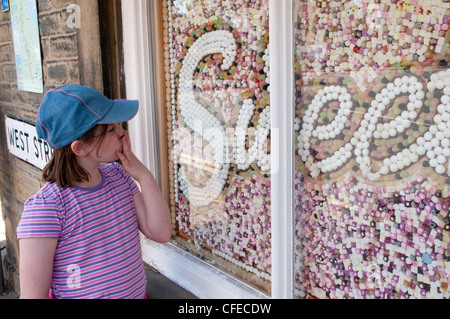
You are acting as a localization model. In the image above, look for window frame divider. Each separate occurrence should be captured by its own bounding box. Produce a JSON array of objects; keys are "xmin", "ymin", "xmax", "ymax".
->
[{"xmin": 269, "ymin": 0, "xmax": 295, "ymax": 299}]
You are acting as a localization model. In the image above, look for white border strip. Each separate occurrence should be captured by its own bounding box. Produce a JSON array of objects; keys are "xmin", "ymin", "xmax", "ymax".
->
[{"xmin": 269, "ymin": 0, "xmax": 295, "ymax": 299}]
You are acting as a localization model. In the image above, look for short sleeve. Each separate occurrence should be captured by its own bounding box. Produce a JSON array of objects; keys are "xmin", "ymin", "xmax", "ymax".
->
[
  {"xmin": 17, "ymin": 193, "xmax": 63, "ymax": 240},
  {"xmin": 113, "ymin": 162, "xmax": 139, "ymax": 196}
]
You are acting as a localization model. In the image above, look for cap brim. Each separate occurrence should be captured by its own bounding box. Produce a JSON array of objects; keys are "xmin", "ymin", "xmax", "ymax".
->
[{"xmin": 98, "ymin": 99, "xmax": 139, "ymax": 124}]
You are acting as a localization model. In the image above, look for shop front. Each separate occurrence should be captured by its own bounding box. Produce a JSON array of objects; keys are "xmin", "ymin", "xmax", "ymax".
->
[{"xmin": 121, "ymin": 0, "xmax": 449, "ymax": 298}]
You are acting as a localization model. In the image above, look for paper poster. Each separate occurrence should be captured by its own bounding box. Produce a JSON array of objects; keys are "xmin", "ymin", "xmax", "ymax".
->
[{"xmin": 10, "ymin": 0, "xmax": 43, "ymax": 93}]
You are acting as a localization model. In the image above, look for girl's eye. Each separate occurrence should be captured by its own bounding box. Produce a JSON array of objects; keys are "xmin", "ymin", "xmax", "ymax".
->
[{"xmin": 108, "ymin": 125, "xmax": 115, "ymax": 132}]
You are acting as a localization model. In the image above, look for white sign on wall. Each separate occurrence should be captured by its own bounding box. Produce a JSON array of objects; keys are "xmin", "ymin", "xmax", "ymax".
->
[{"xmin": 5, "ymin": 116, "xmax": 53, "ymax": 170}]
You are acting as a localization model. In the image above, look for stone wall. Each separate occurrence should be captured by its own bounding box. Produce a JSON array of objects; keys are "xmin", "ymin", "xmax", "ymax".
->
[{"xmin": 0, "ymin": 0, "xmax": 103, "ymax": 294}]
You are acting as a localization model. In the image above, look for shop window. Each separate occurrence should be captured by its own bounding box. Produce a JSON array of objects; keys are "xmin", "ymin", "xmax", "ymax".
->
[
  {"xmin": 161, "ymin": 0, "xmax": 271, "ymax": 294},
  {"xmin": 294, "ymin": 0, "xmax": 450, "ymax": 299}
]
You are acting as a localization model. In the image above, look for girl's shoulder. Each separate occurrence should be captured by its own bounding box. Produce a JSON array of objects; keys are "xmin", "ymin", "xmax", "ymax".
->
[
  {"xmin": 99, "ymin": 161, "xmax": 124, "ymax": 176},
  {"xmin": 99, "ymin": 162, "xmax": 138, "ymax": 194},
  {"xmin": 99, "ymin": 161, "xmax": 131, "ymax": 179},
  {"xmin": 25, "ymin": 181, "xmax": 66, "ymax": 208}
]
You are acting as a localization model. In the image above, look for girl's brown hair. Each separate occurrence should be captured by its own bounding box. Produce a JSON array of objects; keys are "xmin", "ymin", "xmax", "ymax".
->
[{"xmin": 42, "ymin": 124, "xmax": 109, "ymax": 188}]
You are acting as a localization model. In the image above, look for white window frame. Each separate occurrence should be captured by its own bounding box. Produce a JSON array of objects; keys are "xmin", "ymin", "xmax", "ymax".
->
[
  {"xmin": 269, "ymin": 0, "xmax": 294, "ymax": 299},
  {"xmin": 121, "ymin": 0, "xmax": 294, "ymax": 299}
]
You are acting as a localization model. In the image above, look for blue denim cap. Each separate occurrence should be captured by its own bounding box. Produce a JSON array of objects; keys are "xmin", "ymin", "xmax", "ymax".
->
[{"xmin": 36, "ymin": 84, "xmax": 139, "ymax": 149}]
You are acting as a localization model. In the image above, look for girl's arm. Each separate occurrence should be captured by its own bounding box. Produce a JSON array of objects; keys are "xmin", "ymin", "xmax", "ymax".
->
[
  {"xmin": 116, "ymin": 131, "xmax": 172, "ymax": 243},
  {"xmin": 19, "ymin": 238, "xmax": 58, "ymax": 299}
]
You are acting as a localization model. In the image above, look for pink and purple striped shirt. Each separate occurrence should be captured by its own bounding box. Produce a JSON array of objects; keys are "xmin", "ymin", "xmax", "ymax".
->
[{"xmin": 17, "ymin": 162, "xmax": 147, "ymax": 299}]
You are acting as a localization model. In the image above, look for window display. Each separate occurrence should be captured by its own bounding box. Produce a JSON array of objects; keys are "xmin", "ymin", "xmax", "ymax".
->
[
  {"xmin": 162, "ymin": 0, "xmax": 271, "ymax": 293},
  {"xmin": 294, "ymin": 0, "xmax": 449, "ymax": 298}
]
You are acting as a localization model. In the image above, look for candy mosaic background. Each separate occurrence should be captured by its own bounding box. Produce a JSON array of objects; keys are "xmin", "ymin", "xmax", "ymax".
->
[
  {"xmin": 162, "ymin": 0, "xmax": 271, "ymax": 292},
  {"xmin": 294, "ymin": 0, "xmax": 450, "ymax": 298}
]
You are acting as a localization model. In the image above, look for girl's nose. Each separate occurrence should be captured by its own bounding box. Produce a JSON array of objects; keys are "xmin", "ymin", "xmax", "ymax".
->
[{"xmin": 115, "ymin": 123, "xmax": 125, "ymax": 137}]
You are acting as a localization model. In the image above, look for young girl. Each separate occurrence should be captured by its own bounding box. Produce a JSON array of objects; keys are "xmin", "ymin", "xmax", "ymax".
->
[{"xmin": 16, "ymin": 84, "xmax": 172, "ymax": 299}]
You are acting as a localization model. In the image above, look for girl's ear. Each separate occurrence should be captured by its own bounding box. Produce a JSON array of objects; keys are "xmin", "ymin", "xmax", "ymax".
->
[{"xmin": 71, "ymin": 140, "xmax": 89, "ymax": 157}]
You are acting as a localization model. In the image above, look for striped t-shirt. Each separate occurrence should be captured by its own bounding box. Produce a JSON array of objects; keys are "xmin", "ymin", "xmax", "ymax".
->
[{"xmin": 17, "ymin": 162, "xmax": 147, "ymax": 299}]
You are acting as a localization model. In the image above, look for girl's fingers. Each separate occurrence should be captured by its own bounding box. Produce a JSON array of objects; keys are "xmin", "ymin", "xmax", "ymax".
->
[
  {"xmin": 121, "ymin": 131, "xmax": 131, "ymax": 154},
  {"xmin": 118, "ymin": 130, "xmax": 136, "ymax": 166}
]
